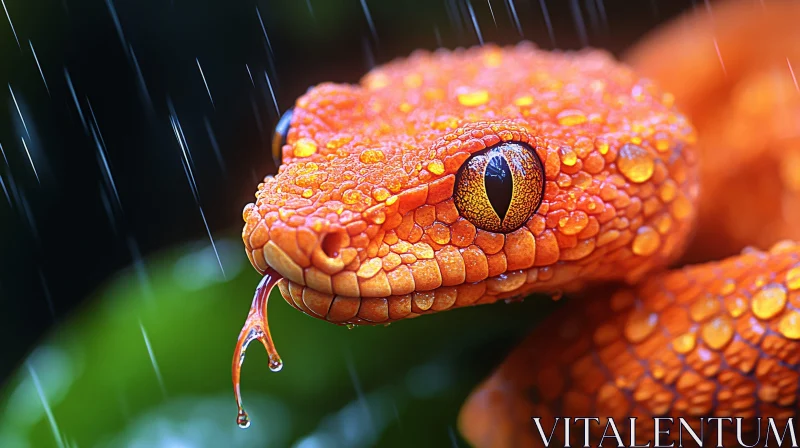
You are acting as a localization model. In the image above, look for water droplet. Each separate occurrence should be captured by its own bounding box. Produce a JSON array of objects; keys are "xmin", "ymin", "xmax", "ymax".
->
[
  {"xmin": 673, "ymin": 332, "xmax": 696, "ymax": 354},
  {"xmin": 342, "ymin": 189, "xmax": 365, "ymax": 205},
  {"xmin": 514, "ymin": 96, "xmax": 533, "ymax": 107},
  {"xmin": 617, "ymin": 143, "xmax": 654, "ymax": 183},
  {"xmin": 559, "ymin": 146, "xmax": 578, "ymax": 166},
  {"xmin": 720, "ymin": 280, "xmax": 736, "ymax": 296},
  {"xmin": 670, "ymin": 194, "xmax": 692, "ymax": 220},
  {"xmin": 428, "ymin": 159, "xmax": 445, "ymax": 175},
  {"xmin": 359, "ymin": 149, "xmax": 385, "ymax": 164},
  {"xmin": 752, "ymin": 283, "xmax": 787, "ymax": 320},
  {"xmin": 269, "ymin": 357, "xmax": 283, "ymax": 372},
  {"xmin": 658, "ymin": 180, "xmax": 677, "ymax": 203},
  {"xmin": 556, "ymin": 109, "xmax": 587, "ymax": 126},
  {"xmin": 457, "ymin": 88, "xmax": 489, "ymax": 106},
  {"xmin": 624, "ymin": 309, "xmax": 658, "ymax": 343},
  {"xmin": 652, "ymin": 362, "xmax": 666, "ymax": 379},
  {"xmin": 689, "ymin": 293, "xmax": 721, "ymax": 322},
  {"xmin": 654, "ymin": 133, "xmax": 671, "ymax": 153},
  {"xmin": 346, "ymin": 323, "xmax": 356, "ymax": 330},
  {"xmin": 595, "ymin": 137, "xmax": 610, "ymax": 155},
  {"xmin": 237, "ymin": 410, "xmax": 251, "ymax": 429},
  {"xmin": 726, "ymin": 295, "xmax": 748, "ymax": 318},
  {"xmin": 778, "ymin": 311, "xmax": 800, "ymax": 340},
  {"xmin": 371, "ymin": 187, "xmax": 390, "ymax": 202},
  {"xmin": 557, "ymin": 211, "xmax": 589, "ymax": 235},
  {"xmin": 293, "ymin": 138, "xmax": 318, "ymax": 157},
  {"xmin": 701, "ymin": 316, "xmax": 734, "ymax": 350},
  {"xmin": 232, "ymin": 270, "xmax": 284, "ymax": 429},
  {"xmin": 615, "ymin": 376, "xmax": 634, "ymax": 390},
  {"xmin": 632, "ymin": 226, "xmax": 661, "ymax": 256},
  {"xmin": 786, "ymin": 265, "xmax": 800, "ymax": 291}
]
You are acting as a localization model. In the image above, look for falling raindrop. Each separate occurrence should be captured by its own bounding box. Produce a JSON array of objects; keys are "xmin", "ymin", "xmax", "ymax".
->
[
  {"xmin": 129, "ymin": 46, "xmax": 154, "ymax": 112},
  {"xmin": 87, "ymin": 99, "xmax": 122, "ymax": 210},
  {"xmin": 196, "ymin": 58, "xmax": 215, "ymax": 108},
  {"xmin": 1, "ymin": 0, "xmax": 20, "ymax": 48},
  {"xmin": 105, "ymin": 0, "xmax": 131, "ymax": 59},
  {"xmin": 539, "ymin": 0, "xmax": 556, "ymax": 47},
  {"xmin": 169, "ymin": 101, "xmax": 226, "ymax": 278},
  {"xmin": 486, "ymin": 0, "xmax": 497, "ymax": 27},
  {"xmin": 140, "ymin": 321, "xmax": 167, "ymax": 397},
  {"xmin": 0, "ymin": 173, "xmax": 10, "ymax": 206},
  {"xmin": 38, "ymin": 269, "xmax": 55, "ymax": 319},
  {"xmin": 506, "ymin": 0, "xmax": 523, "ymax": 36},
  {"xmin": 20, "ymin": 138, "xmax": 39, "ymax": 183},
  {"xmin": 306, "ymin": 0, "xmax": 315, "ymax": 19},
  {"xmin": 8, "ymin": 84, "xmax": 31, "ymax": 139},
  {"xmin": 568, "ymin": 0, "xmax": 588, "ymax": 47},
  {"xmin": 360, "ymin": 0, "xmax": 379, "ymax": 44},
  {"xmin": 713, "ymin": 38, "xmax": 727, "ymax": 76},
  {"xmin": 203, "ymin": 117, "xmax": 227, "ymax": 175},
  {"xmin": 788, "ymin": 58, "xmax": 799, "ymax": 93},
  {"xmin": 595, "ymin": 0, "xmax": 608, "ymax": 32},
  {"xmin": 256, "ymin": 6, "xmax": 275, "ymax": 56},
  {"xmin": 465, "ymin": 0, "xmax": 484, "ymax": 45},
  {"xmin": 245, "ymin": 64, "xmax": 255, "ymax": 87},
  {"xmin": 346, "ymin": 351, "xmax": 375, "ymax": 440},
  {"xmin": 27, "ymin": 363, "xmax": 65, "ymax": 448},
  {"xmin": 263, "ymin": 71, "xmax": 279, "ymax": 116},
  {"xmin": 64, "ymin": 69, "xmax": 88, "ymax": 134},
  {"xmin": 362, "ymin": 35, "xmax": 376, "ymax": 70},
  {"xmin": 29, "ymin": 41, "xmax": 50, "ymax": 95}
]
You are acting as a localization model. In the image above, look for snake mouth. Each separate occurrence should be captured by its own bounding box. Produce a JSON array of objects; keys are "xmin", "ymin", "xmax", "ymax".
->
[{"xmin": 276, "ymin": 265, "xmax": 588, "ymax": 326}]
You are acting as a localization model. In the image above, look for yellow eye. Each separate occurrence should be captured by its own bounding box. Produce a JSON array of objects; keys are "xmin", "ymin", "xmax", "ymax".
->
[
  {"xmin": 453, "ymin": 141, "xmax": 545, "ymax": 233},
  {"xmin": 271, "ymin": 108, "xmax": 294, "ymax": 167}
]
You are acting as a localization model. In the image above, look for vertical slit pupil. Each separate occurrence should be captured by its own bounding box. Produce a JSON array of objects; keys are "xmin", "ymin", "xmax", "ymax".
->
[{"xmin": 484, "ymin": 154, "xmax": 514, "ymax": 221}]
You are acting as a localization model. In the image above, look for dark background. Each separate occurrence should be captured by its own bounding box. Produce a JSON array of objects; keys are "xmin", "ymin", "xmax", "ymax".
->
[{"xmin": 0, "ymin": 0, "xmax": 697, "ymax": 384}]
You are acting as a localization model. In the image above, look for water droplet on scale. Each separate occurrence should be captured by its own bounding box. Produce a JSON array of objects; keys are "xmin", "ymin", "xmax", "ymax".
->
[{"xmin": 232, "ymin": 269, "xmax": 284, "ymax": 429}]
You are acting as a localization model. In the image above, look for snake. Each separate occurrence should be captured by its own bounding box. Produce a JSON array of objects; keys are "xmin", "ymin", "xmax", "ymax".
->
[{"xmin": 231, "ymin": 0, "xmax": 800, "ymax": 445}]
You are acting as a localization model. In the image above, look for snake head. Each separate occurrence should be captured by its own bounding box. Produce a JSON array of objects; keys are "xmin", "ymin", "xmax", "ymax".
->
[{"xmin": 242, "ymin": 43, "xmax": 699, "ymax": 325}]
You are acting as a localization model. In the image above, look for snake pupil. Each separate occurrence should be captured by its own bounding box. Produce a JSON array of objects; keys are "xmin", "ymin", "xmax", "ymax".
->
[
  {"xmin": 484, "ymin": 154, "xmax": 514, "ymax": 221},
  {"xmin": 271, "ymin": 107, "xmax": 294, "ymax": 167}
]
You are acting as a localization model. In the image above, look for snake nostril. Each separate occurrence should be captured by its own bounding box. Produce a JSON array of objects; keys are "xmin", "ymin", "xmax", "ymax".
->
[{"xmin": 321, "ymin": 231, "xmax": 347, "ymax": 258}]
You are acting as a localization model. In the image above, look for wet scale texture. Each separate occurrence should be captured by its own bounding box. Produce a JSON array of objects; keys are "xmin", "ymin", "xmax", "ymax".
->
[
  {"xmin": 242, "ymin": 43, "xmax": 698, "ymax": 324},
  {"xmin": 459, "ymin": 241, "xmax": 800, "ymax": 446},
  {"xmin": 234, "ymin": 39, "xmax": 800, "ymax": 443}
]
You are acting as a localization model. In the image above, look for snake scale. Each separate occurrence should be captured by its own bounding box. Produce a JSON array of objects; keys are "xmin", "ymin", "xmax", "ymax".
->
[{"xmin": 232, "ymin": 1, "xmax": 800, "ymax": 445}]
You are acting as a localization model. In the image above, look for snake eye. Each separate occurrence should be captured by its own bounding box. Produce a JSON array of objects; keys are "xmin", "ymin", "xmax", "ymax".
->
[
  {"xmin": 271, "ymin": 108, "xmax": 294, "ymax": 167},
  {"xmin": 453, "ymin": 141, "xmax": 545, "ymax": 233}
]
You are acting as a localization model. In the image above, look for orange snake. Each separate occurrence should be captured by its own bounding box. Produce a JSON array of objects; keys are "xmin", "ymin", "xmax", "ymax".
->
[{"xmin": 232, "ymin": 1, "xmax": 800, "ymax": 445}]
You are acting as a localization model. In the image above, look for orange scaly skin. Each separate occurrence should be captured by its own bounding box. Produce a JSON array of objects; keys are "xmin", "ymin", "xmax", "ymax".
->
[
  {"xmin": 242, "ymin": 44, "xmax": 698, "ymax": 324},
  {"xmin": 236, "ymin": 25, "xmax": 800, "ymax": 444},
  {"xmin": 459, "ymin": 241, "xmax": 800, "ymax": 446}
]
